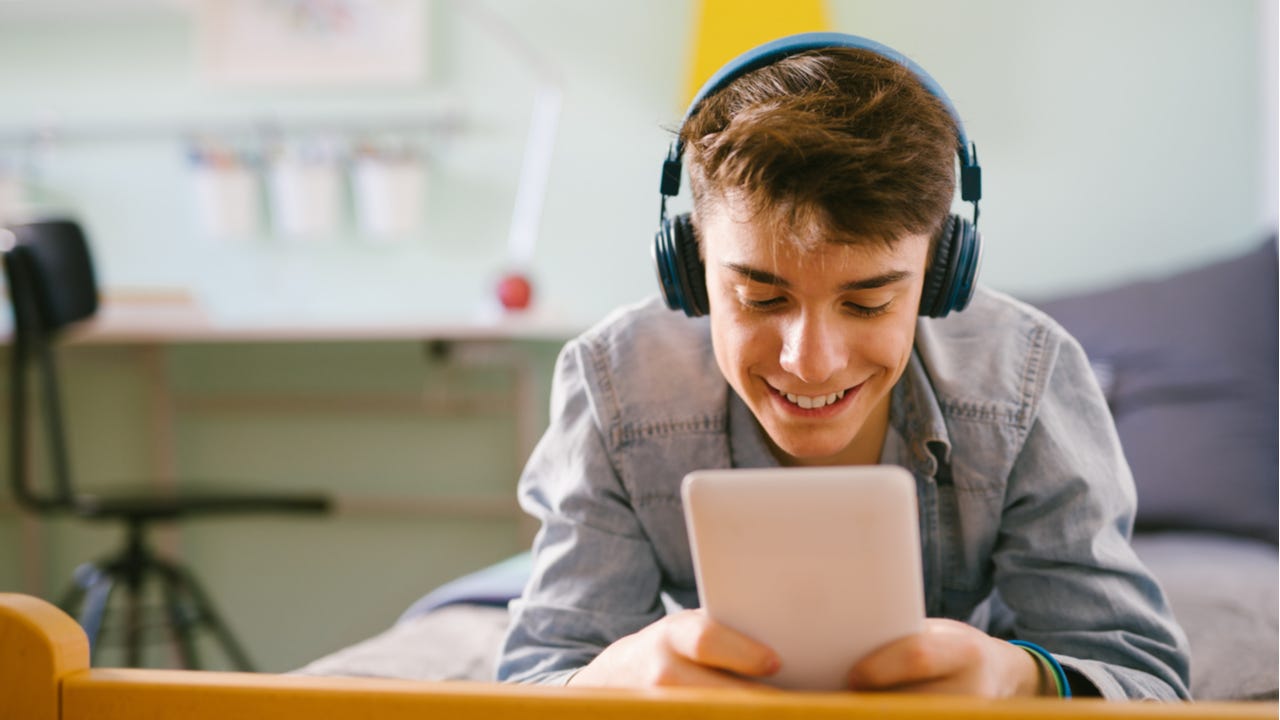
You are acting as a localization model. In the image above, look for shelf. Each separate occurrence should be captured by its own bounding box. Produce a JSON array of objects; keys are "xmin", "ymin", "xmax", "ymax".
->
[
  {"xmin": 0, "ymin": 0, "xmax": 193, "ymax": 21},
  {"xmin": 0, "ymin": 104, "xmax": 466, "ymax": 147}
]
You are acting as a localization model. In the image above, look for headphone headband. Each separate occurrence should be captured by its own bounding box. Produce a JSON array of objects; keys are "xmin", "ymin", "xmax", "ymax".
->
[{"xmin": 660, "ymin": 31, "xmax": 981, "ymax": 205}]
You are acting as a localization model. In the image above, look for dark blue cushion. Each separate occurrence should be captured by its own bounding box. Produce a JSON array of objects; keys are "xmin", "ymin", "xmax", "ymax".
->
[{"xmin": 1035, "ymin": 239, "xmax": 1278, "ymax": 543}]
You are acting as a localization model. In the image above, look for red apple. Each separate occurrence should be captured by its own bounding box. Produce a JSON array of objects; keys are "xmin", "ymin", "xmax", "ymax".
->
[{"xmin": 496, "ymin": 272, "xmax": 533, "ymax": 311}]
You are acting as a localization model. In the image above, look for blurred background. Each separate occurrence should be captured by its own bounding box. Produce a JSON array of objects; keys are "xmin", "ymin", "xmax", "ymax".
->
[{"xmin": 0, "ymin": 0, "xmax": 1275, "ymax": 673}]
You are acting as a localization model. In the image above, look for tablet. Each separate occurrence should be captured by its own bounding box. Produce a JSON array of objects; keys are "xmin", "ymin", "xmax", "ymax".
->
[{"xmin": 681, "ymin": 465, "xmax": 925, "ymax": 691}]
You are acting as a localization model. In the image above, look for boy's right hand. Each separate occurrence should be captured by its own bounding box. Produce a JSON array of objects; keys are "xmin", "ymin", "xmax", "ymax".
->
[{"xmin": 567, "ymin": 609, "xmax": 781, "ymax": 689}]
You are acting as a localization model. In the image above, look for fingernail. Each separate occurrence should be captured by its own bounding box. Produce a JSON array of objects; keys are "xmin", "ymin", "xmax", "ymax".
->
[{"xmin": 765, "ymin": 657, "xmax": 781, "ymax": 675}]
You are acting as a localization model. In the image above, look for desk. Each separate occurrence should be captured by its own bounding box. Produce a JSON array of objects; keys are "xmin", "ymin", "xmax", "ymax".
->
[
  {"xmin": 1, "ymin": 292, "xmax": 577, "ymax": 669},
  {"xmin": 0, "ymin": 289, "xmax": 586, "ymax": 345},
  {"xmin": 1, "ymin": 288, "xmax": 575, "ymax": 503}
]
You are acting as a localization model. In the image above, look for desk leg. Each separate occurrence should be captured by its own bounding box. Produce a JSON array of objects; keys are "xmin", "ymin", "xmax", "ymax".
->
[
  {"xmin": 20, "ymin": 512, "xmax": 45, "ymax": 597},
  {"xmin": 431, "ymin": 340, "xmax": 544, "ymax": 547},
  {"xmin": 511, "ymin": 346, "xmax": 540, "ymax": 546},
  {"xmin": 139, "ymin": 344, "xmax": 181, "ymax": 560},
  {"xmin": 16, "ymin": 388, "xmax": 47, "ymax": 596}
]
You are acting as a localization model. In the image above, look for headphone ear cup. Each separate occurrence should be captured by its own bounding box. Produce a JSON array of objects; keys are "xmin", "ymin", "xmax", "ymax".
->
[
  {"xmin": 654, "ymin": 214, "xmax": 684, "ymax": 312},
  {"xmin": 919, "ymin": 214, "xmax": 981, "ymax": 318},
  {"xmin": 919, "ymin": 215, "xmax": 958, "ymax": 317},
  {"xmin": 671, "ymin": 213, "xmax": 709, "ymax": 316},
  {"xmin": 945, "ymin": 217, "xmax": 981, "ymax": 314},
  {"xmin": 653, "ymin": 212, "xmax": 709, "ymax": 317}
]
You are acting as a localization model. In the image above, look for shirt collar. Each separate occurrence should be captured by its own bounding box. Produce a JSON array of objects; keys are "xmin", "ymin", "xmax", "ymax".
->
[
  {"xmin": 728, "ymin": 390, "xmax": 779, "ymax": 468},
  {"xmin": 891, "ymin": 349, "xmax": 952, "ymax": 478}
]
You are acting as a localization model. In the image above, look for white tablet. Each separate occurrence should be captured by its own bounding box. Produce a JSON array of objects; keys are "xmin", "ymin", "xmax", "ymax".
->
[{"xmin": 681, "ymin": 465, "xmax": 925, "ymax": 691}]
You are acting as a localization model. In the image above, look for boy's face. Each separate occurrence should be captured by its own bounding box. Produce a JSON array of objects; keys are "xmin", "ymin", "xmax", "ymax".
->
[{"xmin": 701, "ymin": 199, "xmax": 931, "ymax": 465}]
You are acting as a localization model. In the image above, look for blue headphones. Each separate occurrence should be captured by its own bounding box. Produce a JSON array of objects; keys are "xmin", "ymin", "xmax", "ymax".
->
[{"xmin": 654, "ymin": 32, "xmax": 983, "ymax": 318}]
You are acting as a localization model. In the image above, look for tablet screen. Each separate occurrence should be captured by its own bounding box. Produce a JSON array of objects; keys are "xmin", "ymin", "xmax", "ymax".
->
[{"xmin": 682, "ymin": 465, "xmax": 925, "ymax": 691}]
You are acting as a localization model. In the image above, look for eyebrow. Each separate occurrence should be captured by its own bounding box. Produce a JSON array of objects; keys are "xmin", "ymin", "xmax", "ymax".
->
[{"xmin": 722, "ymin": 263, "xmax": 914, "ymax": 291}]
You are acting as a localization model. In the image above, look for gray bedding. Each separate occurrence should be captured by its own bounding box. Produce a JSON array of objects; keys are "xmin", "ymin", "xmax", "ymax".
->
[
  {"xmin": 1131, "ymin": 532, "xmax": 1278, "ymax": 701},
  {"xmin": 292, "ymin": 603, "xmax": 510, "ymax": 682},
  {"xmin": 293, "ymin": 531, "xmax": 1278, "ymax": 701}
]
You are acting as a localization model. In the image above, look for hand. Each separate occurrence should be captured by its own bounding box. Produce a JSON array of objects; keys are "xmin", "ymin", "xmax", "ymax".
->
[
  {"xmin": 847, "ymin": 619, "xmax": 1048, "ymax": 697},
  {"xmin": 568, "ymin": 609, "xmax": 781, "ymax": 689}
]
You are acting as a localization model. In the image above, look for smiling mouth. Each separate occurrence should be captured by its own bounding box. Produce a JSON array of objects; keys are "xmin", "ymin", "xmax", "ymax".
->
[
  {"xmin": 782, "ymin": 389, "xmax": 845, "ymax": 410},
  {"xmin": 769, "ymin": 383, "xmax": 858, "ymax": 411}
]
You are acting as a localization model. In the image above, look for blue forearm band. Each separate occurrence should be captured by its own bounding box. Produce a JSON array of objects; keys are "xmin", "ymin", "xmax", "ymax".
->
[{"xmin": 1009, "ymin": 639, "xmax": 1072, "ymax": 698}]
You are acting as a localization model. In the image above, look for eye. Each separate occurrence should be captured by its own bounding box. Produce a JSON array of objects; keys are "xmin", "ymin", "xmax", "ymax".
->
[
  {"xmin": 845, "ymin": 301, "xmax": 891, "ymax": 318},
  {"xmin": 742, "ymin": 296, "xmax": 786, "ymax": 311}
]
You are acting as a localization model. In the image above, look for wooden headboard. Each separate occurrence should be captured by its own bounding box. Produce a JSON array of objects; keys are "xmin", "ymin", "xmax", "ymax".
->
[{"xmin": 2, "ymin": 593, "xmax": 1271, "ymax": 720}]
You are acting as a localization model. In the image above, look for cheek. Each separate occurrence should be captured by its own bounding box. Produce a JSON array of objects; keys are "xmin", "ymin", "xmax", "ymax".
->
[
  {"xmin": 711, "ymin": 311, "xmax": 778, "ymax": 376},
  {"xmin": 862, "ymin": 316, "xmax": 917, "ymax": 371}
]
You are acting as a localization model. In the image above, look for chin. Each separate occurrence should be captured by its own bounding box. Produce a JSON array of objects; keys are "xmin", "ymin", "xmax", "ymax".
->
[{"xmin": 766, "ymin": 431, "xmax": 853, "ymax": 464}]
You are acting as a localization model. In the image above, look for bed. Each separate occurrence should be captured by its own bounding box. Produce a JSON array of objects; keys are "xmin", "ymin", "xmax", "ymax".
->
[{"xmin": 294, "ymin": 238, "xmax": 1279, "ymax": 703}]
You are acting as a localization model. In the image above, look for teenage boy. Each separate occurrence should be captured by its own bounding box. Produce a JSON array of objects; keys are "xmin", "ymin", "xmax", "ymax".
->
[{"xmin": 497, "ymin": 34, "xmax": 1189, "ymax": 700}]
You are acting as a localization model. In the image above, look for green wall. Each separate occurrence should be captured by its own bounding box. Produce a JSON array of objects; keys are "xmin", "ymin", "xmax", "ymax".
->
[{"xmin": 1, "ymin": 1, "xmax": 1273, "ymax": 321}]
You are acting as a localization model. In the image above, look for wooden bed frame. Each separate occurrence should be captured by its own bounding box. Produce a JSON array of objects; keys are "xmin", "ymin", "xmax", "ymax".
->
[{"xmin": 3, "ymin": 593, "xmax": 1272, "ymax": 720}]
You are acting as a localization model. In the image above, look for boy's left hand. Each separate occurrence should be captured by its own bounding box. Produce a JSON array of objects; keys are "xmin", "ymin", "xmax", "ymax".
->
[{"xmin": 846, "ymin": 619, "xmax": 1049, "ymax": 697}]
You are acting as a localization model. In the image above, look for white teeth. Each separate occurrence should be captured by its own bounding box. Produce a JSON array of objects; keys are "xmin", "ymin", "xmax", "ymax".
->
[{"xmin": 782, "ymin": 389, "xmax": 846, "ymax": 409}]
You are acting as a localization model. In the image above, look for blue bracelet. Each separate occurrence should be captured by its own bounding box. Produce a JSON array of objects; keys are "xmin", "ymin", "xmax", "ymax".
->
[{"xmin": 1009, "ymin": 640, "xmax": 1072, "ymax": 698}]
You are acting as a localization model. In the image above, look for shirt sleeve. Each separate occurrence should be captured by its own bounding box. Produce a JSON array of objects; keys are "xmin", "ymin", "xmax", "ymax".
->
[
  {"xmin": 496, "ymin": 338, "xmax": 667, "ymax": 684},
  {"xmin": 994, "ymin": 331, "xmax": 1192, "ymax": 699}
]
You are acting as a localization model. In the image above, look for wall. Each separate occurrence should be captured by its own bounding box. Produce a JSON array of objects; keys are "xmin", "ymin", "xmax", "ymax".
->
[
  {"xmin": 1, "ymin": 1, "xmax": 1273, "ymax": 321},
  {"xmin": 0, "ymin": 0, "xmax": 1274, "ymax": 672},
  {"xmin": 826, "ymin": 0, "xmax": 1276, "ymax": 290}
]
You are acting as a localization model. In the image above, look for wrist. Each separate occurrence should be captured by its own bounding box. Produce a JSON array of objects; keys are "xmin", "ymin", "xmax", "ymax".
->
[
  {"xmin": 1009, "ymin": 640, "xmax": 1071, "ymax": 698},
  {"xmin": 1006, "ymin": 640, "xmax": 1049, "ymax": 696}
]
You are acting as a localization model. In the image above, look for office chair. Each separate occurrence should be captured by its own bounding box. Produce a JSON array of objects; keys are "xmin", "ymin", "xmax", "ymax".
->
[{"xmin": 2, "ymin": 218, "xmax": 331, "ymax": 670}]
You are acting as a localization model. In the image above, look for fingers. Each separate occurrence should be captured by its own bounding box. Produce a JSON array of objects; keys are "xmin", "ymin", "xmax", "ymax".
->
[
  {"xmin": 664, "ymin": 610, "xmax": 781, "ymax": 679},
  {"xmin": 847, "ymin": 619, "xmax": 981, "ymax": 692},
  {"xmin": 648, "ymin": 654, "xmax": 779, "ymax": 689},
  {"xmin": 569, "ymin": 610, "xmax": 779, "ymax": 689}
]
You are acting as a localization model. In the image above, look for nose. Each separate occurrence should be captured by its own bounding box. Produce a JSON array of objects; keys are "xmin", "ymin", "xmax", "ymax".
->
[{"xmin": 778, "ymin": 310, "xmax": 844, "ymax": 385}]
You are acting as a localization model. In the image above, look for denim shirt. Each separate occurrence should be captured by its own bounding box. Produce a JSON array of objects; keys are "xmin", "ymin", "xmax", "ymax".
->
[{"xmin": 497, "ymin": 289, "xmax": 1191, "ymax": 700}]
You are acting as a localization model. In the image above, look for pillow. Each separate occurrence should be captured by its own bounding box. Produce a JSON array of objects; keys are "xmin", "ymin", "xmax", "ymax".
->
[{"xmin": 1034, "ymin": 239, "xmax": 1278, "ymax": 542}]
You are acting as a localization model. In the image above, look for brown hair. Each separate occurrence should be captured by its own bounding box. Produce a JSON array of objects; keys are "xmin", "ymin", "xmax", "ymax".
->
[{"xmin": 680, "ymin": 47, "xmax": 958, "ymax": 248}]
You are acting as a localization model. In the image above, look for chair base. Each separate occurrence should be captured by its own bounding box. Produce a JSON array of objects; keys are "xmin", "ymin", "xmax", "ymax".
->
[{"xmin": 57, "ymin": 521, "xmax": 255, "ymax": 671}]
